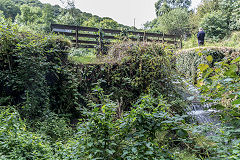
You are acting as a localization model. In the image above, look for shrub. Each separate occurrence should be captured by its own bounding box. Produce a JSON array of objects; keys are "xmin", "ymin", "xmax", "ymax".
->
[
  {"xmin": 200, "ymin": 11, "xmax": 229, "ymax": 40},
  {"xmin": 196, "ymin": 55, "xmax": 240, "ymax": 159},
  {"xmin": 0, "ymin": 21, "xmax": 81, "ymax": 120},
  {"xmin": 77, "ymin": 41, "xmax": 178, "ymax": 110},
  {"xmin": 70, "ymin": 93, "xmax": 188, "ymax": 159},
  {"xmin": 158, "ymin": 8, "xmax": 189, "ymax": 35},
  {"xmin": 0, "ymin": 106, "xmax": 54, "ymax": 159},
  {"xmin": 34, "ymin": 112, "xmax": 73, "ymax": 141}
]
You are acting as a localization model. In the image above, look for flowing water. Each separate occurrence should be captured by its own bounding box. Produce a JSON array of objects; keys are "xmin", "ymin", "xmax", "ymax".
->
[
  {"xmin": 187, "ymin": 101, "xmax": 218, "ymax": 124},
  {"xmin": 174, "ymin": 79, "xmax": 219, "ymax": 125}
]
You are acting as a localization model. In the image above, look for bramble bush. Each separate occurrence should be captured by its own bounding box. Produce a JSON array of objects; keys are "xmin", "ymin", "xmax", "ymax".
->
[
  {"xmin": 77, "ymin": 42, "xmax": 181, "ymax": 111},
  {"xmin": 0, "ymin": 20, "xmax": 81, "ymax": 120}
]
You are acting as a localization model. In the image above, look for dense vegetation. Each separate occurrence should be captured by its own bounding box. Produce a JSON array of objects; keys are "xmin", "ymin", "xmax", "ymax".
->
[
  {"xmin": 145, "ymin": 0, "xmax": 240, "ymax": 46},
  {"xmin": 1, "ymin": 0, "xmax": 240, "ymax": 159}
]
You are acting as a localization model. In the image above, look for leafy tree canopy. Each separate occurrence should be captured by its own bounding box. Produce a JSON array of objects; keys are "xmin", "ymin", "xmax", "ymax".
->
[
  {"xmin": 155, "ymin": 0, "xmax": 191, "ymax": 16},
  {"xmin": 200, "ymin": 11, "xmax": 229, "ymax": 40},
  {"xmin": 157, "ymin": 8, "xmax": 189, "ymax": 35},
  {"xmin": 0, "ymin": 0, "xmax": 20, "ymax": 19}
]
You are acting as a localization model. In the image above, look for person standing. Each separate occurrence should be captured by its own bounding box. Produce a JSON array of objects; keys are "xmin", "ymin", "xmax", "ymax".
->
[{"xmin": 197, "ymin": 28, "xmax": 205, "ymax": 46}]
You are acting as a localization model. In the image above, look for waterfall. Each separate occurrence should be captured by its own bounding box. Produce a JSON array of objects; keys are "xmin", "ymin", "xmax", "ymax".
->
[
  {"xmin": 173, "ymin": 78, "xmax": 219, "ymax": 125},
  {"xmin": 187, "ymin": 101, "xmax": 218, "ymax": 124}
]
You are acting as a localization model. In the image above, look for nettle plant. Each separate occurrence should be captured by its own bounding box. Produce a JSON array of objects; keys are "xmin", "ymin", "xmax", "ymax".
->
[
  {"xmin": 71, "ymin": 84, "xmax": 189, "ymax": 160},
  {"xmin": 0, "ymin": 107, "xmax": 54, "ymax": 159},
  {"xmin": 197, "ymin": 55, "xmax": 240, "ymax": 159}
]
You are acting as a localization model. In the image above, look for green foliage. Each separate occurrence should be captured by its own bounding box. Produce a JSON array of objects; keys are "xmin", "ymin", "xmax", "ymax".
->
[
  {"xmin": 192, "ymin": 0, "xmax": 240, "ymax": 41},
  {"xmin": 183, "ymin": 31, "xmax": 240, "ymax": 49},
  {"xmin": 155, "ymin": 0, "xmax": 191, "ymax": 16},
  {"xmin": 207, "ymin": 126, "xmax": 240, "ymax": 159},
  {"xmin": 0, "ymin": 106, "xmax": 54, "ymax": 159},
  {"xmin": 145, "ymin": 8, "xmax": 189, "ymax": 35},
  {"xmin": 0, "ymin": 22, "xmax": 81, "ymax": 120},
  {"xmin": 230, "ymin": 1, "xmax": 240, "ymax": 30},
  {"xmin": 69, "ymin": 55, "xmax": 98, "ymax": 64},
  {"xmin": 158, "ymin": 8, "xmax": 189, "ymax": 35},
  {"xmin": 35, "ymin": 112, "xmax": 73, "ymax": 141},
  {"xmin": 196, "ymin": 0, "xmax": 220, "ymax": 18},
  {"xmin": 200, "ymin": 11, "xmax": 229, "ymax": 40},
  {"xmin": 152, "ymin": 0, "xmax": 240, "ymax": 41},
  {"xmin": 76, "ymin": 42, "xmax": 178, "ymax": 110},
  {"xmin": 99, "ymin": 18, "xmax": 120, "ymax": 29},
  {"xmin": 15, "ymin": 4, "xmax": 42, "ymax": 25},
  {"xmin": 56, "ymin": 12, "xmax": 76, "ymax": 25},
  {"xmin": 0, "ymin": 0, "xmax": 20, "ymax": 20},
  {"xmin": 188, "ymin": 51, "xmax": 240, "ymax": 159},
  {"xmin": 199, "ymin": 56, "xmax": 240, "ymax": 123},
  {"xmin": 175, "ymin": 47, "xmax": 230, "ymax": 82},
  {"xmin": 70, "ymin": 93, "xmax": 188, "ymax": 159},
  {"xmin": 15, "ymin": 4, "xmax": 54, "ymax": 32},
  {"xmin": 0, "ymin": 0, "xmax": 131, "ymax": 32},
  {"xmin": 0, "ymin": 11, "xmax": 4, "ymax": 22}
]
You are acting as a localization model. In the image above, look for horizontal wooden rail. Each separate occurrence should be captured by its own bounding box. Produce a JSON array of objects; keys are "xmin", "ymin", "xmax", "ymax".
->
[
  {"xmin": 103, "ymin": 35, "xmax": 117, "ymax": 39},
  {"xmin": 78, "ymin": 34, "xmax": 99, "ymax": 38},
  {"xmin": 53, "ymin": 31, "xmax": 75, "ymax": 36},
  {"xmin": 51, "ymin": 23, "xmax": 182, "ymax": 51}
]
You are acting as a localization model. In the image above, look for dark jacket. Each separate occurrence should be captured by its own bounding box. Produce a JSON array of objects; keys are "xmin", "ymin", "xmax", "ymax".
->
[{"xmin": 197, "ymin": 31, "xmax": 205, "ymax": 42}]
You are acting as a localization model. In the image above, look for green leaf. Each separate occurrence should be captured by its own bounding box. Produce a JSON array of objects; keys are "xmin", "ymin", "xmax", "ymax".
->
[
  {"xmin": 145, "ymin": 151, "xmax": 153, "ymax": 155},
  {"xmin": 206, "ymin": 55, "xmax": 213, "ymax": 62},
  {"xmin": 211, "ymin": 104, "xmax": 225, "ymax": 110},
  {"xmin": 198, "ymin": 64, "xmax": 209, "ymax": 72},
  {"xmin": 106, "ymin": 149, "xmax": 115, "ymax": 155},
  {"xmin": 198, "ymin": 52, "xmax": 203, "ymax": 56},
  {"xmin": 132, "ymin": 147, "xmax": 137, "ymax": 153},
  {"xmin": 232, "ymin": 98, "xmax": 240, "ymax": 105},
  {"xmin": 224, "ymin": 64, "xmax": 238, "ymax": 77},
  {"xmin": 176, "ymin": 129, "xmax": 188, "ymax": 138},
  {"xmin": 231, "ymin": 56, "xmax": 240, "ymax": 63}
]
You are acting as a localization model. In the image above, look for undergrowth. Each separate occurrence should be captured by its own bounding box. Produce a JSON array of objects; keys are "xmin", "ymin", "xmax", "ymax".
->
[{"xmin": 2, "ymin": 19, "xmax": 240, "ymax": 159}]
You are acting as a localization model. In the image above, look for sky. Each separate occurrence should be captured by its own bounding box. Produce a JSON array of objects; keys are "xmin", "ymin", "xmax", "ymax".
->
[{"xmin": 39, "ymin": 0, "xmax": 202, "ymax": 28}]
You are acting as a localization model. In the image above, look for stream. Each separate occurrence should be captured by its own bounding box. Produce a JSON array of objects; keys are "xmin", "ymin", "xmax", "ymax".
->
[{"xmin": 174, "ymin": 79, "xmax": 219, "ymax": 125}]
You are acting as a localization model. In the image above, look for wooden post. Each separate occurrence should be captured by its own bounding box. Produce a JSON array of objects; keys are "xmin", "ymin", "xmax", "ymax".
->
[
  {"xmin": 180, "ymin": 35, "xmax": 183, "ymax": 49},
  {"xmin": 98, "ymin": 29, "xmax": 103, "ymax": 55},
  {"xmin": 75, "ymin": 27, "xmax": 79, "ymax": 48},
  {"xmin": 50, "ymin": 23, "xmax": 53, "ymax": 32},
  {"xmin": 174, "ymin": 37, "xmax": 177, "ymax": 48},
  {"xmin": 143, "ymin": 31, "xmax": 146, "ymax": 42},
  {"xmin": 162, "ymin": 33, "xmax": 165, "ymax": 43}
]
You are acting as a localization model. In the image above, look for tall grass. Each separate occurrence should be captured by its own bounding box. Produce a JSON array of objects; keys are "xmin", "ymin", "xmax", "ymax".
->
[{"xmin": 183, "ymin": 31, "xmax": 240, "ymax": 49}]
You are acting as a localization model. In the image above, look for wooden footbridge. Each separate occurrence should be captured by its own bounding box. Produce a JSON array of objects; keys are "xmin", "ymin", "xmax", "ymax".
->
[{"xmin": 51, "ymin": 24, "xmax": 182, "ymax": 52}]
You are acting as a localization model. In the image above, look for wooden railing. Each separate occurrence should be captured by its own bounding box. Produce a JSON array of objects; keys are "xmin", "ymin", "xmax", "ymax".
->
[{"xmin": 51, "ymin": 24, "xmax": 182, "ymax": 52}]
